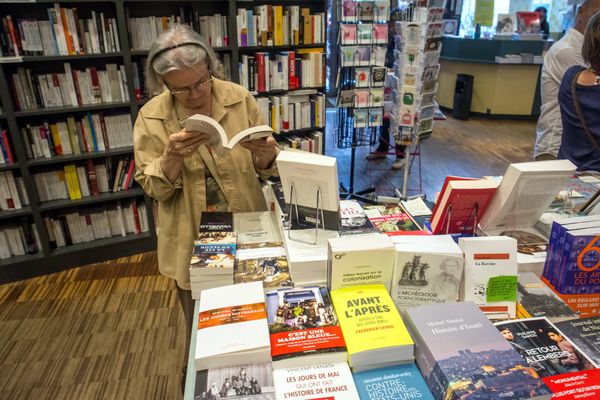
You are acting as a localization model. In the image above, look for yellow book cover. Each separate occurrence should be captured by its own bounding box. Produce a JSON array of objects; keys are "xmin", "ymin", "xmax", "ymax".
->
[
  {"xmin": 296, "ymin": 48, "xmax": 324, "ymax": 54},
  {"xmin": 331, "ymin": 284, "xmax": 413, "ymax": 356},
  {"xmin": 49, "ymin": 123, "xmax": 63, "ymax": 155},
  {"xmin": 64, "ymin": 164, "xmax": 82, "ymax": 200},
  {"xmin": 66, "ymin": 117, "xmax": 81, "ymax": 155},
  {"xmin": 301, "ymin": 8, "xmax": 311, "ymax": 44},
  {"xmin": 273, "ymin": 6, "xmax": 283, "ymax": 46}
]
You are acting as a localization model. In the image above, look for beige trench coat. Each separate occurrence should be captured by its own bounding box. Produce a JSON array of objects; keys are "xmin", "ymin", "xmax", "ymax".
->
[{"xmin": 134, "ymin": 78, "xmax": 278, "ymax": 290}]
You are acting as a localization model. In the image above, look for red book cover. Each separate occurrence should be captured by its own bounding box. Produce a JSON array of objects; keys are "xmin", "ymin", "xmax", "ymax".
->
[
  {"xmin": 430, "ymin": 176, "xmax": 475, "ymax": 218},
  {"xmin": 364, "ymin": 204, "xmax": 426, "ymax": 236},
  {"xmin": 71, "ymin": 68, "xmax": 83, "ymax": 106},
  {"xmin": 122, "ymin": 159, "xmax": 135, "ymax": 191},
  {"xmin": 256, "ymin": 53, "xmax": 266, "ymax": 92},
  {"xmin": 99, "ymin": 113, "xmax": 110, "ymax": 149},
  {"xmin": 78, "ymin": 120, "xmax": 89, "ymax": 152},
  {"xmin": 88, "ymin": 67, "xmax": 101, "ymax": 102},
  {"xmin": 5, "ymin": 15, "xmax": 21, "ymax": 57},
  {"xmin": 131, "ymin": 201, "xmax": 141, "ymax": 234},
  {"xmin": 543, "ymin": 370, "xmax": 600, "ymax": 400},
  {"xmin": 430, "ymin": 179, "xmax": 498, "ymax": 234},
  {"xmin": 1, "ymin": 130, "xmax": 14, "ymax": 164},
  {"xmin": 288, "ymin": 51, "xmax": 298, "ymax": 90},
  {"xmin": 85, "ymin": 159, "xmax": 99, "ymax": 195}
]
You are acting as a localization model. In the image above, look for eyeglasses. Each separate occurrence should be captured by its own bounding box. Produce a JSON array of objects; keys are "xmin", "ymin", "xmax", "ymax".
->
[{"xmin": 168, "ymin": 76, "xmax": 213, "ymax": 96}]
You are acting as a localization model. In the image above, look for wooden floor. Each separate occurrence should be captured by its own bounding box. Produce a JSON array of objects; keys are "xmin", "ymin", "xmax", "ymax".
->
[{"xmin": 0, "ymin": 115, "xmax": 537, "ymax": 400}]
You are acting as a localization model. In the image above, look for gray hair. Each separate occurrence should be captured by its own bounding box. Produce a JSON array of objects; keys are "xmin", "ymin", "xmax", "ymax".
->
[{"xmin": 145, "ymin": 24, "xmax": 223, "ymax": 95}]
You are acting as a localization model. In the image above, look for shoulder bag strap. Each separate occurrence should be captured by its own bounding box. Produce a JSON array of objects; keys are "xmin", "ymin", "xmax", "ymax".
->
[{"xmin": 571, "ymin": 70, "xmax": 600, "ymax": 152}]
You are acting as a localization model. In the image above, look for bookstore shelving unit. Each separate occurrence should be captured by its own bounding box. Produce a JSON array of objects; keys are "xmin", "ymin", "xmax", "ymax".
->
[{"xmin": 0, "ymin": 0, "xmax": 328, "ymax": 283}]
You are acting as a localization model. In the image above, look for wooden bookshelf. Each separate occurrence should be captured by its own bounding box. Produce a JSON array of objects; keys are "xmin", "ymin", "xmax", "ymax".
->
[{"xmin": 0, "ymin": 0, "xmax": 327, "ymax": 282}]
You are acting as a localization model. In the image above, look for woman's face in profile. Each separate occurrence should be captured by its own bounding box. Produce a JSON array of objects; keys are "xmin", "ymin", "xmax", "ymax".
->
[{"xmin": 163, "ymin": 62, "xmax": 212, "ymax": 110}]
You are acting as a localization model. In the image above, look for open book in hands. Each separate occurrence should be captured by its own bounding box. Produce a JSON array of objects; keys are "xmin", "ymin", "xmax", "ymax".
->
[{"xmin": 184, "ymin": 114, "xmax": 273, "ymax": 150}]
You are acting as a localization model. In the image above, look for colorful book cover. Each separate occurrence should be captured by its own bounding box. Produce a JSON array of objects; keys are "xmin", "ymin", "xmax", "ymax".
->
[
  {"xmin": 331, "ymin": 284, "xmax": 414, "ymax": 367},
  {"xmin": 405, "ymin": 302, "xmax": 552, "ymax": 400},
  {"xmin": 273, "ymin": 363, "xmax": 360, "ymax": 400},
  {"xmin": 234, "ymin": 243, "xmax": 293, "ymax": 290},
  {"xmin": 363, "ymin": 204, "xmax": 423, "ymax": 236},
  {"xmin": 555, "ymin": 229, "xmax": 600, "ymax": 294},
  {"xmin": 194, "ymin": 363, "xmax": 275, "ymax": 399},
  {"xmin": 353, "ymin": 363, "xmax": 435, "ymax": 400},
  {"xmin": 265, "ymin": 286, "xmax": 347, "ymax": 367},
  {"xmin": 339, "ymin": 200, "xmax": 378, "ymax": 236},
  {"xmin": 191, "ymin": 231, "xmax": 237, "ymax": 271},
  {"xmin": 555, "ymin": 316, "xmax": 600, "ymax": 366},
  {"xmin": 543, "ymin": 369, "xmax": 600, "ymax": 400},
  {"xmin": 516, "ymin": 272, "xmax": 579, "ymax": 322},
  {"xmin": 494, "ymin": 317, "xmax": 596, "ymax": 379}
]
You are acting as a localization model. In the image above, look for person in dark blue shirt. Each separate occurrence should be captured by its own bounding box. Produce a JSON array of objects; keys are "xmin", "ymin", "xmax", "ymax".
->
[{"xmin": 557, "ymin": 11, "xmax": 600, "ymax": 172}]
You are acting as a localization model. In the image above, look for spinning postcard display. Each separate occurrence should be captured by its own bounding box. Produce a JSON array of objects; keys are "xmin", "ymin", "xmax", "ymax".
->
[
  {"xmin": 337, "ymin": 0, "xmax": 390, "ymax": 129},
  {"xmin": 391, "ymin": 0, "xmax": 445, "ymax": 143}
]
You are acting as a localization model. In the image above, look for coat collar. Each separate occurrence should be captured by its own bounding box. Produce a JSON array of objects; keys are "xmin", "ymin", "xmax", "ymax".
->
[{"xmin": 142, "ymin": 78, "xmax": 243, "ymax": 133}]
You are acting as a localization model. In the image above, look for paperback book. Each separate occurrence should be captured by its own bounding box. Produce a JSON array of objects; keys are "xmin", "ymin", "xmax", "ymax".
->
[
  {"xmin": 194, "ymin": 363, "xmax": 275, "ymax": 399},
  {"xmin": 273, "ymin": 362, "xmax": 360, "ymax": 400},
  {"xmin": 494, "ymin": 317, "xmax": 596, "ymax": 379},
  {"xmin": 331, "ymin": 284, "xmax": 414, "ymax": 371},
  {"xmin": 555, "ymin": 316, "xmax": 600, "ymax": 366},
  {"xmin": 404, "ymin": 301, "xmax": 552, "ymax": 400},
  {"xmin": 459, "ymin": 236, "xmax": 518, "ymax": 319},
  {"xmin": 338, "ymin": 200, "xmax": 378, "ymax": 236},
  {"xmin": 266, "ymin": 286, "xmax": 347, "ymax": 368},
  {"xmin": 234, "ymin": 243, "xmax": 293, "ymax": 291},
  {"xmin": 353, "ymin": 363, "xmax": 435, "ymax": 400},
  {"xmin": 195, "ymin": 282, "xmax": 271, "ymax": 370},
  {"xmin": 363, "ymin": 204, "xmax": 424, "ymax": 236},
  {"xmin": 185, "ymin": 114, "xmax": 273, "ymax": 150},
  {"xmin": 516, "ymin": 272, "xmax": 579, "ymax": 322},
  {"xmin": 328, "ymin": 233, "xmax": 395, "ymax": 291},
  {"xmin": 391, "ymin": 235, "xmax": 464, "ymax": 310}
]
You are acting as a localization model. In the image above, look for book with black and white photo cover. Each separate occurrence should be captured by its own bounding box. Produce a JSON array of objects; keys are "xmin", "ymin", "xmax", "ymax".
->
[
  {"xmin": 353, "ymin": 363, "xmax": 434, "ymax": 400},
  {"xmin": 185, "ymin": 113, "xmax": 273, "ymax": 150},
  {"xmin": 276, "ymin": 150, "xmax": 340, "ymax": 231},
  {"xmin": 338, "ymin": 200, "xmax": 378, "ymax": 236},
  {"xmin": 266, "ymin": 286, "xmax": 347, "ymax": 368},
  {"xmin": 459, "ymin": 236, "xmax": 518, "ymax": 319},
  {"xmin": 516, "ymin": 272, "xmax": 579, "ymax": 322},
  {"xmin": 390, "ymin": 235, "xmax": 464, "ymax": 310},
  {"xmin": 194, "ymin": 362, "xmax": 275, "ymax": 399},
  {"xmin": 478, "ymin": 160, "xmax": 576, "ymax": 236},
  {"xmin": 404, "ymin": 301, "xmax": 552, "ymax": 400},
  {"xmin": 494, "ymin": 317, "xmax": 597, "ymax": 380},
  {"xmin": 555, "ymin": 316, "xmax": 600, "ymax": 366},
  {"xmin": 195, "ymin": 282, "xmax": 271, "ymax": 370},
  {"xmin": 328, "ymin": 233, "xmax": 395, "ymax": 291},
  {"xmin": 273, "ymin": 362, "xmax": 359, "ymax": 400}
]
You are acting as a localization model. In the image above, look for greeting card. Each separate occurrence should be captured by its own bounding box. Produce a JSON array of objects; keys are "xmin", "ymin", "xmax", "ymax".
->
[
  {"xmin": 355, "ymin": 67, "xmax": 371, "ymax": 88},
  {"xmin": 341, "ymin": 24, "xmax": 357, "ymax": 44},
  {"xmin": 338, "ymin": 90, "xmax": 355, "ymax": 107},
  {"xmin": 357, "ymin": 24, "xmax": 373, "ymax": 44},
  {"xmin": 358, "ymin": 1, "xmax": 375, "ymax": 20},
  {"xmin": 342, "ymin": 0, "xmax": 358, "ymax": 21},
  {"xmin": 354, "ymin": 89, "xmax": 370, "ymax": 108},
  {"xmin": 368, "ymin": 108, "xmax": 383, "ymax": 127},
  {"xmin": 370, "ymin": 46, "xmax": 386, "ymax": 66},
  {"xmin": 370, "ymin": 88, "xmax": 384, "ymax": 107},
  {"xmin": 371, "ymin": 66, "xmax": 387, "ymax": 87},
  {"xmin": 373, "ymin": 24, "xmax": 388, "ymax": 44},
  {"xmin": 354, "ymin": 109, "xmax": 368, "ymax": 128}
]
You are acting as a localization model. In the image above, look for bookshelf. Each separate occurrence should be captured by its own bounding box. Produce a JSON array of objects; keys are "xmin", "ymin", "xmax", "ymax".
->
[{"xmin": 0, "ymin": 0, "xmax": 328, "ymax": 282}]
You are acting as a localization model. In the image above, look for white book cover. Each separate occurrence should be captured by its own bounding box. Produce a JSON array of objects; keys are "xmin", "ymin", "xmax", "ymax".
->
[
  {"xmin": 391, "ymin": 235, "xmax": 464, "ymax": 310},
  {"xmin": 234, "ymin": 211, "xmax": 282, "ymax": 245},
  {"xmin": 273, "ymin": 363, "xmax": 359, "ymax": 400},
  {"xmin": 328, "ymin": 233, "xmax": 395, "ymax": 291},
  {"xmin": 196, "ymin": 282, "xmax": 271, "ymax": 369},
  {"xmin": 479, "ymin": 160, "xmax": 577, "ymax": 234},
  {"xmin": 276, "ymin": 150, "xmax": 340, "ymax": 231},
  {"xmin": 459, "ymin": 236, "xmax": 518, "ymax": 319}
]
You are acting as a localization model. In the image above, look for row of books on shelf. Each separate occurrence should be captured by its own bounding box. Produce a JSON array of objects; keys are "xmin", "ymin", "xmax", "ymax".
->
[
  {"xmin": 0, "ymin": 223, "xmax": 40, "ymax": 259},
  {"xmin": 44, "ymin": 199, "xmax": 148, "ymax": 248},
  {"xmin": 33, "ymin": 157, "xmax": 135, "ymax": 202},
  {"xmin": 10, "ymin": 63, "xmax": 129, "ymax": 111},
  {"xmin": 21, "ymin": 113, "xmax": 132, "ymax": 159},
  {"xmin": 236, "ymin": 6, "xmax": 325, "ymax": 47},
  {"xmin": 0, "ymin": 129, "xmax": 15, "ymax": 165},
  {"xmin": 239, "ymin": 51, "xmax": 325, "ymax": 93},
  {"xmin": 194, "ymin": 279, "xmax": 600, "ymax": 400},
  {"xmin": 127, "ymin": 13, "xmax": 228, "ymax": 51},
  {"xmin": 0, "ymin": 170, "xmax": 28, "ymax": 211},
  {"xmin": 1, "ymin": 8, "xmax": 119, "ymax": 57},
  {"xmin": 255, "ymin": 93, "xmax": 325, "ymax": 134},
  {"xmin": 278, "ymin": 131, "xmax": 323, "ymax": 155}
]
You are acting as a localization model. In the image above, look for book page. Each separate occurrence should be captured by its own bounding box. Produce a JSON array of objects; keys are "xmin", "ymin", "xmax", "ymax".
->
[{"xmin": 184, "ymin": 114, "xmax": 227, "ymax": 147}]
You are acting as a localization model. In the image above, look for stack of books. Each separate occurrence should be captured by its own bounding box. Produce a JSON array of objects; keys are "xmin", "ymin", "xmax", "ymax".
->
[{"xmin": 190, "ymin": 212, "xmax": 236, "ymax": 299}]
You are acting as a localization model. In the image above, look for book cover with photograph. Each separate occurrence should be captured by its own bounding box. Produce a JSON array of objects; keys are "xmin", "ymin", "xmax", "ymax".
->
[
  {"xmin": 353, "ymin": 363, "xmax": 434, "ymax": 400},
  {"xmin": 363, "ymin": 204, "xmax": 423, "ymax": 236},
  {"xmin": 339, "ymin": 199, "xmax": 378, "ymax": 236},
  {"xmin": 405, "ymin": 302, "xmax": 552, "ymax": 400},
  {"xmin": 516, "ymin": 272, "xmax": 579, "ymax": 322},
  {"xmin": 555, "ymin": 316, "xmax": 600, "ymax": 366},
  {"xmin": 265, "ymin": 286, "xmax": 347, "ymax": 368},
  {"xmin": 234, "ymin": 243, "xmax": 293, "ymax": 291},
  {"xmin": 494, "ymin": 317, "xmax": 596, "ymax": 379},
  {"xmin": 194, "ymin": 363, "xmax": 275, "ymax": 399}
]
